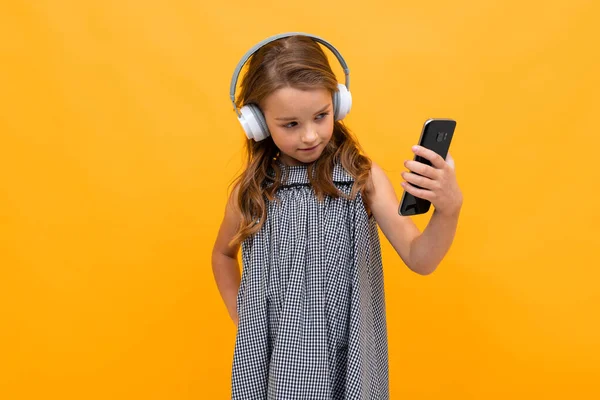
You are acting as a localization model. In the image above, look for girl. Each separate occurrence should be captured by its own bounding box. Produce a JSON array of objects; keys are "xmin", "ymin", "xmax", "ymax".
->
[{"xmin": 212, "ymin": 33, "xmax": 463, "ymax": 399}]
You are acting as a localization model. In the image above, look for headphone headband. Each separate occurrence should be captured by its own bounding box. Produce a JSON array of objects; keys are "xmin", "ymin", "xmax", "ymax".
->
[{"xmin": 229, "ymin": 32, "xmax": 351, "ymax": 116}]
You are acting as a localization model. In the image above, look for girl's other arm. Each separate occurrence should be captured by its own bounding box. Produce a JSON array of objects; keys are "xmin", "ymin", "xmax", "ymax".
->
[{"xmin": 211, "ymin": 187, "xmax": 242, "ymax": 326}]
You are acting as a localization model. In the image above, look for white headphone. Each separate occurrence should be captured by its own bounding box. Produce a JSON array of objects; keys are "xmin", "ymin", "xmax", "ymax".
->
[{"xmin": 229, "ymin": 32, "xmax": 353, "ymax": 142}]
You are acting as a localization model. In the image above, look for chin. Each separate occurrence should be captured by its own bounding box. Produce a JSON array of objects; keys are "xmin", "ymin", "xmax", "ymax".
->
[{"xmin": 297, "ymin": 150, "xmax": 325, "ymax": 164}]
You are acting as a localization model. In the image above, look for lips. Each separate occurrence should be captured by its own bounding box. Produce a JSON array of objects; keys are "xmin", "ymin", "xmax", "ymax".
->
[{"xmin": 299, "ymin": 144, "xmax": 319, "ymax": 151}]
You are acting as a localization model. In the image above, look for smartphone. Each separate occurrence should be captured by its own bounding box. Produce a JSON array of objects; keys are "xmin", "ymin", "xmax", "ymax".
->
[{"xmin": 398, "ymin": 118, "xmax": 456, "ymax": 216}]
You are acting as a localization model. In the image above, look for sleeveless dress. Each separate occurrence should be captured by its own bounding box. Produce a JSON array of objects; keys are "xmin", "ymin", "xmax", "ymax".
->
[{"xmin": 231, "ymin": 161, "xmax": 389, "ymax": 399}]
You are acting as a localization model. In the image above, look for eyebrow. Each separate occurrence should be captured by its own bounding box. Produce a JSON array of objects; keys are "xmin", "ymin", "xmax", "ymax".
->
[{"xmin": 274, "ymin": 104, "xmax": 330, "ymax": 121}]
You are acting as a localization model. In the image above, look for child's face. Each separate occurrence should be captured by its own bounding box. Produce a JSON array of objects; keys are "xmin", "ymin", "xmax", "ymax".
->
[{"xmin": 261, "ymin": 86, "xmax": 334, "ymax": 166}]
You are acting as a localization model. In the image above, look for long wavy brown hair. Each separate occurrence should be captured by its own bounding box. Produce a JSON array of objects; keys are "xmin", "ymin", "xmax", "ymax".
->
[{"xmin": 230, "ymin": 35, "xmax": 372, "ymax": 246}]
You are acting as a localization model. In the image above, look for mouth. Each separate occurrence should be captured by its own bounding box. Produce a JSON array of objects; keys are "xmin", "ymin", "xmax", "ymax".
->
[{"xmin": 299, "ymin": 144, "xmax": 320, "ymax": 152}]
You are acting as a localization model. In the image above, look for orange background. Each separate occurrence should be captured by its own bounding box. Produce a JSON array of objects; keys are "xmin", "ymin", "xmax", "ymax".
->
[{"xmin": 1, "ymin": 0, "xmax": 599, "ymax": 398}]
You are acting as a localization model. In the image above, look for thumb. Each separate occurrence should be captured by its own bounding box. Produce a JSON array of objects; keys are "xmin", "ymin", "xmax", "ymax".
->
[{"xmin": 445, "ymin": 152, "xmax": 455, "ymax": 169}]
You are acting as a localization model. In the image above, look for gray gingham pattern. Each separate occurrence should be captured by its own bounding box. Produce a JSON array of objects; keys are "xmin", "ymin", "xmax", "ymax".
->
[{"xmin": 232, "ymin": 162, "xmax": 389, "ymax": 399}]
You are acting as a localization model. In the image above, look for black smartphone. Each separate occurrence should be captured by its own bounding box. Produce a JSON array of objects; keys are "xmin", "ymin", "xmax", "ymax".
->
[{"xmin": 398, "ymin": 118, "xmax": 456, "ymax": 216}]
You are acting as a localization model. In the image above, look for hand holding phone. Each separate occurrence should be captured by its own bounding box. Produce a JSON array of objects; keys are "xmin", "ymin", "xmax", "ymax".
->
[{"xmin": 398, "ymin": 118, "xmax": 456, "ymax": 216}]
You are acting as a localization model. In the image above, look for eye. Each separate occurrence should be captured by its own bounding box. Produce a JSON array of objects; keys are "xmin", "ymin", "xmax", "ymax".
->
[{"xmin": 281, "ymin": 112, "xmax": 328, "ymax": 129}]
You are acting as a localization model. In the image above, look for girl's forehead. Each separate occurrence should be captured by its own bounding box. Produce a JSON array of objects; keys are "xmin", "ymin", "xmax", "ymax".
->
[{"xmin": 263, "ymin": 87, "xmax": 331, "ymax": 114}]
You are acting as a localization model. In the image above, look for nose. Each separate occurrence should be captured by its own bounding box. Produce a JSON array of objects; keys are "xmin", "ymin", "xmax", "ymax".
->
[{"xmin": 301, "ymin": 125, "xmax": 318, "ymax": 144}]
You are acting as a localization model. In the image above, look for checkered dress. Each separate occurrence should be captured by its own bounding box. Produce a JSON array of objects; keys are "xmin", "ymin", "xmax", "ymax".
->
[{"xmin": 231, "ymin": 161, "xmax": 389, "ymax": 399}]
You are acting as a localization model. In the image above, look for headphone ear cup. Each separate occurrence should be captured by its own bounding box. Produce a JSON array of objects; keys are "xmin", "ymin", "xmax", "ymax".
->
[
  {"xmin": 238, "ymin": 104, "xmax": 270, "ymax": 141},
  {"xmin": 333, "ymin": 83, "xmax": 352, "ymax": 121},
  {"xmin": 332, "ymin": 87, "xmax": 340, "ymax": 120}
]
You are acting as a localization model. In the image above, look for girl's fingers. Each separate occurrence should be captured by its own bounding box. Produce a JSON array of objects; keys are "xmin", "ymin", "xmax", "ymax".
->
[
  {"xmin": 412, "ymin": 145, "xmax": 446, "ymax": 169},
  {"xmin": 401, "ymin": 171, "xmax": 437, "ymax": 190},
  {"xmin": 404, "ymin": 160, "xmax": 438, "ymax": 179},
  {"xmin": 401, "ymin": 180, "xmax": 434, "ymax": 201},
  {"xmin": 446, "ymin": 152, "xmax": 455, "ymax": 170}
]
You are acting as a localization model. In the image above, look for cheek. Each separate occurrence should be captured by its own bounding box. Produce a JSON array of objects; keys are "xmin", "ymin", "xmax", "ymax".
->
[
  {"xmin": 270, "ymin": 128, "xmax": 293, "ymax": 148},
  {"xmin": 323, "ymin": 120, "xmax": 335, "ymax": 139}
]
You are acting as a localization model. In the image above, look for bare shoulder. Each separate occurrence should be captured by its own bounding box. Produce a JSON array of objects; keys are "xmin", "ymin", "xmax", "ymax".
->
[
  {"xmin": 365, "ymin": 160, "xmax": 396, "ymax": 201},
  {"xmin": 212, "ymin": 183, "xmax": 242, "ymax": 259},
  {"xmin": 226, "ymin": 183, "xmax": 241, "ymax": 215}
]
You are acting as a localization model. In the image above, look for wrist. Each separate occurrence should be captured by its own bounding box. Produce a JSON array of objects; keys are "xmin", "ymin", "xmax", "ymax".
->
[{"xmin": 434, "ymin": 203, "xmax": 462, "ymax": 219}]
